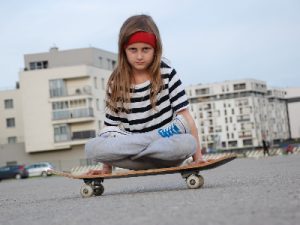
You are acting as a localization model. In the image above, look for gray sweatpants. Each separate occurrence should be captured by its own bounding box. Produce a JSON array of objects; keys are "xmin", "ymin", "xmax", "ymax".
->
[{"xmin": 85, "ymin": 127, "xmax": 197, "ymax": 170}]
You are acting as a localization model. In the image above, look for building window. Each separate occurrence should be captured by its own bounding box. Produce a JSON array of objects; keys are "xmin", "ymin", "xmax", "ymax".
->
[
  {"xmin": 233, "ymin": 83, "xmax": 246, "ymax": 91},
  {"xmin": 99, "ymin": 57, "xmax": 103, "ymax": 67},
  {"xmin": 54, "ymin": 124, "xmax": 70, "ymax": 142},
  {"xmin": 112, "ymin": 60, "xmax": 116, "ymax": 69},
  {"xmin": 101, "ymin": 78, "xmax": 105, "ymax": 90},
  {"xmin": 7, "ymin": 136, "xmax": 17, "ymax": 144},
  {"xmin": 49, "ymin": 79, "xmax": 66, "ymax": 97},
  {"xmin": 107, "ymin": 59, "xmax": 111, "ymax": 70},
  {"xmin": 195, "ymin": 88, "xmax": 209, "ymax": 95},
  {"xmin": 221, "ymin": 141, "xmax": 226, "ymax": 148},
  {"xmin": 228, "ymin": 141, "xmax": 238, "ymax": 147},
  {"xmin": 4, "ymin": 99, "xmax": 14, "ymax": 109},
  {"xmin": 98, "ymin": 120, "xmax": 102, "ymax": 130},
  {"xmin": 243, "ymin": 139, "xmax": 253, "ymax": 146},
  {"xmin": 96, "ymin": 99, "xmax": 100, "ymax": 111},
  {"xmin": 29, "ymin": 61, "xmax": 48, "ymax": 70},
  {"xmin": 6, "ymin": 118, "xmax": 15, "ymax": 128},
  {"xmin": 93, "ymin": 77, "xmax": 98, "ymax": 89},
  {"xmin": 52, "ymin": 101, "xmax": 69, "ymax": 110}
]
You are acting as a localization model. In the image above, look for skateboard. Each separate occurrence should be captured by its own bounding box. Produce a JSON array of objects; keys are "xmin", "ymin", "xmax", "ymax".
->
[{"xmin": 51, "ymin": 155, "xmax": 236, "ymax": 198}]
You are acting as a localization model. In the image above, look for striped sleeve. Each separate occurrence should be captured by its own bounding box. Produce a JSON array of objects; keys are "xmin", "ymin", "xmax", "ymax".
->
[
  {"xmin": 168, "ymin": 69, "xmax": 189, "ymax": 112},
  {"xmin": 104, "ymin": 103, "xmax": 122, "ymax": 126}
]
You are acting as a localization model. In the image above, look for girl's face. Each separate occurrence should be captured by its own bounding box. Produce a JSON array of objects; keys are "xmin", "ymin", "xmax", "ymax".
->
[{"xmin": 125, "ymin": 43, "xmax": 155, "ymax": 72}]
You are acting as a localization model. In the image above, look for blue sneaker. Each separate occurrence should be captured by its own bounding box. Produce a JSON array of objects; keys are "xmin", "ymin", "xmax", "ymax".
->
[{"xmin": 157, "ymin": 115, "xmax": 190, "ymax": 138}]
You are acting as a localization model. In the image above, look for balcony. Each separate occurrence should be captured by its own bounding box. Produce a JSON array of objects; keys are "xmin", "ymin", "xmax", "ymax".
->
[
  {"xmin": 54, "ymin": 130, "xmax": 96, "ymax": 147},
  {"xmin": 72, "ymin": 130, "xmax": 96, "ymax": 140},
  {"xmin": 238, "ymin": 131, "xmax": 252, "ymax": 139},
  {"xmin": 52, "ymin": 107, "xmax": 94, "ymax": 122},
  {"xmin": 49, "ymin": 85, "xmax": 92, "ymax": 98},
  {"xmin": 237, "ymin": 115, "xmax": 251, "ymax": 123}
]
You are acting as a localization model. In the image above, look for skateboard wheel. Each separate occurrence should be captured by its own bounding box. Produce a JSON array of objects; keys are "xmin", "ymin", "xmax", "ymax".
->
[
  {"xmin": 186, "ymin": 174, "xmax": 204, "ymax": 189},
  {"xmin": 80, "ymin": 184, "xmax": 94, "ymax": 198},
  {"xmin": 93, "ymin": 184, "xmax": 104, "ymax": 196}
]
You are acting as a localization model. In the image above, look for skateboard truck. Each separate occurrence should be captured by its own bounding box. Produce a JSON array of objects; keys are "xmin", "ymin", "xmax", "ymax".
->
[
  {"xmin": 81, "ymin": 178, "xmax": 105, "ymax": 197},
  {"xmin": 181, "ymin": 170, "xmax": 204, "ymax": 189}
]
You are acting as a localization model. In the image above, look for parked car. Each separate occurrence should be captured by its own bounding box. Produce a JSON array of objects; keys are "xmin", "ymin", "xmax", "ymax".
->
[
  {"xmin": 0, "ymin": 165, "xmax": 29, "ymax": 181},
  {"xmin": 25, "ymin": 162, "xmax": 54, "ymax": 177}
]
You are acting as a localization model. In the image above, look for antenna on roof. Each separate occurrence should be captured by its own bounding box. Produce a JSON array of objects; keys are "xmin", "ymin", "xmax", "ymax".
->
[{"xmin": 49, "ymin": 44, "xmax": 59, "ymax": 52}]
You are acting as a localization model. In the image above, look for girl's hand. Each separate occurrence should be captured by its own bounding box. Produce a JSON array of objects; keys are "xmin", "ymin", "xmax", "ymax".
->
[{"xmin": 85, "ymin": 164, "xmax": 112, "ymax": 175}]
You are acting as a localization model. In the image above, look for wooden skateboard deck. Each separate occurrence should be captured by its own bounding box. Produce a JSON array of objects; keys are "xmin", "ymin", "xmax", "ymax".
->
[{"xmin": 51, "ymin": 155, "xmax": 236, "ymax": 197}]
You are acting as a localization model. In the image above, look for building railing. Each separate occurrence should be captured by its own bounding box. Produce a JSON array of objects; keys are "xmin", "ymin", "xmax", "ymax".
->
[
  {"xmin": 49, "ymin": 85, "xmax": 92, "ymax": 98},
  {"xmin": 54, "ymin": 130, "xmax": 96, "ymax": 143},
  {"xmin": 52, "ymin": 107, "xmax": 94, "ymax": 120},
  {"xmin": 72, "ymin": 130, "xmax": 96, "ymax": 140}
]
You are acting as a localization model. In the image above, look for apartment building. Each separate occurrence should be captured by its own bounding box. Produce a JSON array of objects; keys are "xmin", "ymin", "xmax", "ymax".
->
[
  {"xmin": 0, "ymin": 87, "xmax": 24, "ymax": 145},
  {"xmin": 284, "ymin": 87, "xmax": 300, "ymax": 139},
  {"xmin": 186, "ymin": 79, "xmax": 290, "ymax": 150},
  {"xmin": 0, "ymin": 47, "xmax": 117, "ymax": 167}
]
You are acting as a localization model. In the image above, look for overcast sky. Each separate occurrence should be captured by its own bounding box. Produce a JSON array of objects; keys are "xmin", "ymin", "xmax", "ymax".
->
[{"xmin": 0, "ymin": 0, "xmax": 299, "ymax": 89}]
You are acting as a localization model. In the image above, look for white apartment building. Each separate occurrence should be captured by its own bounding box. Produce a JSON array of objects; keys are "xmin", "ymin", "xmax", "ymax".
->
[
  {"xmin": 284, "ymin": 87, "xmax": 300, "ymax": 139},
  {"xmin": 0, "ymin": 47, "xmax": 116, "ymax": 167},
  {"xmin": 0, "ymin": 87, "xmax": 24, "ymax": 145},
  {"xmin": 186, "ymin": 79, "xmax": 290, "ymax": 150}
]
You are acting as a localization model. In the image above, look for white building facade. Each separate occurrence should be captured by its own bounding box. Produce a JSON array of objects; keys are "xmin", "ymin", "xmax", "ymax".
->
[
  {"xmin": 186, "ymin": 79, "xmax": 290, "ymax": 151},
  {"xmin": 284, "ymin": 87, "xmax": 300, "ymax": 140},
  {"xmin": 0, "ymin": 47, "xmax": 116, "ymax": 167},
  {"xmin": 0, "ymin": 88, "xmax": 24, "ymax": 145}
]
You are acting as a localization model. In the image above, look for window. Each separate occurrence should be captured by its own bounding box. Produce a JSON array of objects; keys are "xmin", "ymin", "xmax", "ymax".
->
[
  {"xmin": 96, "ymin": 99, "xmax": 100, "ymax": 111},
  {"xmin": 49, "ymin": 79, "xmax": 66, "ymax": 97},
  {"xmin": 7, "ymin": 137, "xmax": 17, "ymax": 144},
  {"xmin": 4, "ymin": 99, "xmax": 14, "ymax": 109},
  {"xmin": 107, "ymin": 59, "xmax": 111, "ymax": 70},
  {"xmin": 99, "ymin": 57, "xmax": 103, "ymax": 67},
  {"xmin": 29, "ymin": 61, "xmax": 48, "ymax": 70},
  {"xmin": 195, "ymin": 88, "xmax": 209, "ymax": 95},
  {"xmin": 112, "ymin": 60, "xmax": 116, "ymax": 69},
  {"xmin": 221, "ymin": 141, "xmax": 226, "ymax": 148},
  {"xmin": 6, "ymin": 118, "xmax": 15, "ymax": 128},
  {"xmin": 98, "ymin": 120, "xmax": 102, "ymax": 130},
  {"xmin": 228, "ymin": 141, "xmax": 238, "ymax": 147},
  {"xmin": 101, "ymin": 78, "xmax": 105, "ymax": 90},
  {"xmin": 94, "ymin": 77, "xmax": 98, "ymax": 89},
  {"xmin": 54, "ymin": 124, "xmax": 70, "ymax": 142},
  {"xmin": 233, "ymin": 83, "xmax": 246, "ymax": 91},
  {"xmin": 243, "ymin": 139, "xmax": 253, "ymax": 146},
  {"xmin": 52, "ymin": 101, "xmax": 68, "ymax": 110}
]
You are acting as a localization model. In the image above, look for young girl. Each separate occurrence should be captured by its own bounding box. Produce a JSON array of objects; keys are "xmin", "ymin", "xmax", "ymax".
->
[{"xmin": 85, "ymin": 14, "xmax": 204, "ymax": 174}]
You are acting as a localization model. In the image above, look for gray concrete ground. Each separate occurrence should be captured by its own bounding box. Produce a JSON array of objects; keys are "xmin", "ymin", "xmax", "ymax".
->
[{"xmin": 0, "ymin": 154, "xmax": 299, "ymax": 225}]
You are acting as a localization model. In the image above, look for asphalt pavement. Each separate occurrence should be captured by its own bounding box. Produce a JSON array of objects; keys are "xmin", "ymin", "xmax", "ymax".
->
[{"xmin": 0, "ymin": 154, "xmax": 299, "ymax": 225}]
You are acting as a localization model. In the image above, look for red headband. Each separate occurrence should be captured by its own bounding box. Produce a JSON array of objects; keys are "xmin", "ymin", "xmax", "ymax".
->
[{"xmin": 125, "ymin": 31, "xmax": 157, "ymax": 49}]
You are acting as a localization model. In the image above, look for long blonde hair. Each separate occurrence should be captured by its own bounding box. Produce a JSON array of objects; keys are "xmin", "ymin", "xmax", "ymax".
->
[{"xmin": 106, "ymin": 14, "xmax": 163, "ymax": 113}]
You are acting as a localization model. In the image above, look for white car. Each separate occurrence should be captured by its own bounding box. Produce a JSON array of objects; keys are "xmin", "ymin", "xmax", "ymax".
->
[{"xmin": 26, "ymin": 162, "xmax": 54, "ymax": 177}]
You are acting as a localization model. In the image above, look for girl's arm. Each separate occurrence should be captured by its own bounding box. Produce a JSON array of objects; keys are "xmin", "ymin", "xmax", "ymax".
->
[{"xmin": 177, "ymin": 109, "xmax": 205, "ymax": 163}]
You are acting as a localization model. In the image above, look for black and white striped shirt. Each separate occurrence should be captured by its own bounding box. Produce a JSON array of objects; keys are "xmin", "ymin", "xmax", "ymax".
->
[{"xmin": 104, "ymin": 61, "xmax": 189, "ymax": 133}]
